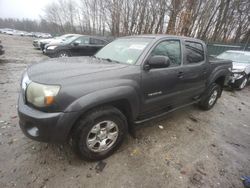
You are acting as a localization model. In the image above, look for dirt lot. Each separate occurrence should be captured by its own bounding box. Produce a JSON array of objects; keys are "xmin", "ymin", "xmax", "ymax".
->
[{"xmin": 0, "ymin": 34, "xmax": 249, "ymax": 188}]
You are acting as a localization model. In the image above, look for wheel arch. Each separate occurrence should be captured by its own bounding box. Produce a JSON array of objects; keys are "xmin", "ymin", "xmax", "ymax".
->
[
  {"xmin": 214, "ymin": 76, "xmax": 225, "ymax": 97},
  {"xmin": 64, "ymin": 86, "xmax": 140, "ymax": 140},
  {"xmin": 207, "ymin": 69, "xmax": 228, "ymax": 96},
  {"xmin": 67, "ymin": 98, "xmax": 135, "ymax": 141}
]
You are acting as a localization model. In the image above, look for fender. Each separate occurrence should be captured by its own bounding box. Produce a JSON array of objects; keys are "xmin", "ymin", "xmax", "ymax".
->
[
  {"xmin": 64, "ymin": 86, "xmax": 140, "ymax": 120},
  {"xmin": 207, "ymin": 68, "xmax": 229, "ymax": 86}
]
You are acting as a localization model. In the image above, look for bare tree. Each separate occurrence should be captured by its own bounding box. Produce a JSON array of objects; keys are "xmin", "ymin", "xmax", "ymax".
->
[{"xmin": 2, "ymin": 0, "xmax": 248, "ymax": 43}]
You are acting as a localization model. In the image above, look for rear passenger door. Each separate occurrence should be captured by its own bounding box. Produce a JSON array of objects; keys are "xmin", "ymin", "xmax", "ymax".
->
[
  {"xmin": 179, "ymin": 41, "xmax": 209, "ymax": 102},
  {"xmin": 89, "ymin": 38, "xmax": 106, "ymax": 55}
]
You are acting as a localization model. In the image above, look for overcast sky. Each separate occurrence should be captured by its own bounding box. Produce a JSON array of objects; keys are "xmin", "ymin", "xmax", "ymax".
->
[{"xmin": 0, "ymin": 0, "xmax": 52, "ymax": 20}]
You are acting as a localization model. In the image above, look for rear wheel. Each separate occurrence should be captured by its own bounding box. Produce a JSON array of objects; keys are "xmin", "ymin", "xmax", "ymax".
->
[
  {"xmin": 71, "ymin": 106, "xmax": 128, "ymax": 161},
  {"xmin": 199, "ymin": 83, "xmax": 221, "ymax": 110}
]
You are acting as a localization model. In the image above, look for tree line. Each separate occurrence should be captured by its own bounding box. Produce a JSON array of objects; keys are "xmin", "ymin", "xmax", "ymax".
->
[{"xmin": 0, "ymin": 0, "xmax": 249, "ymax": 43}]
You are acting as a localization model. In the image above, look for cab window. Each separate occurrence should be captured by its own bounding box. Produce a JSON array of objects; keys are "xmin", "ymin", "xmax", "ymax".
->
[
  {"xmin": 151, "ymin": 40, "xmax": 181, "ymax": 66},
  {"xmin": 185, "ymin": 41, "xmax": 204, "ymax": 63}
]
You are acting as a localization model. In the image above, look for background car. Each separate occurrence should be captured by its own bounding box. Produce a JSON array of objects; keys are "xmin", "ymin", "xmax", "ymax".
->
[
  {"xmin": 23, "ymin": 32, "xmax": 34, "ymax": 37},
  {"xmin": 31, "ymin": 32, "xmax": 51, "ymax": 38},
  {"xmin": 0, "ymin": 40, "xmax": 4, "ymax": 55},
  {"xmin": 40, "ymin": 34, "xmax": 76, "ymax": 51},
  {"xmin": 32, "ymin": 39, "xmax": 41, "ymax": 49},
  {"xmin": 13, "ymin": 30, "xmax": 25, "ymax": 36},
  {"xmin": 44, "ymin": 35, "xmax": 108, "ymax": 58},
  {"xmin": 217, "ymin": 50, "xmax": 250, "ymax": 89},
  {"xmin": 5, "ymin": 29, "xmax": 14, "ymax": 35}
]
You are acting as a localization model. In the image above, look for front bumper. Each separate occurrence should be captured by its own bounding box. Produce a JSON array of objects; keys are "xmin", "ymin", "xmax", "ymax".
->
[
  {"xmin": 0, "ymin": 45, "xmax": 4, "ymax": 55},
  {"xmin": 0, "ymin": 49, "xmax": 4, "ymax": 55},
  {"xmin": 44, "ymin": 49, "xmax": 57, "ymax": 58},
  {"xmin": 33, "ymin": 41, "xmax": 40, "ymax": 49},
  {"xmin": 40, "ymin": 43, "xmax": 48, "ymax": 50},
  {"xmin": 228, "ymin": 72, "xmax": 246, "ymax": 87},
  {"xmin": 18, "ymin": 94, "xmax": 79, "ymax": 143}
]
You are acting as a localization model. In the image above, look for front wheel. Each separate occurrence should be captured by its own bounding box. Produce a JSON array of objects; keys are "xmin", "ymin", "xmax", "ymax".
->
[
  {"xmin": 238, "ymin": 76, "xmax": 248, "ymax": 90},
  {"xmin": 199, "ymin": 83, "xmax": 221, "ymax": 110},
  {"xmin": 71, "ymin": 106, "xmax": 128, "ymax": 161},
  {"xmin": 57, "ymin": 50, "xmax": 70, "ymax": 58}
]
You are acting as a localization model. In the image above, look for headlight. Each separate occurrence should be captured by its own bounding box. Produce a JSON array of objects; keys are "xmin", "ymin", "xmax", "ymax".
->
[
  {"xmin": 47, "ymin": 46, "xmax": 57, "ymax": 50},
  {"xmin": 233, "ymin": 73, "xmax": 243, "ymax": 79},
  {"xmin": 26, "ymin": 82, "xmax": 60, "ymax": 107}
]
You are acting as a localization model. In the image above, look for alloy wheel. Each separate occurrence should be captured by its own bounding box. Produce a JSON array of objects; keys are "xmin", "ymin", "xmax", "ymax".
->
[
  {"xmin": 86, "ymin": 120, "xmax": 119, "ymax": 152},
  {"xmin": 208, "ymin": 90, "xmax": 218, "ymax": 106}
]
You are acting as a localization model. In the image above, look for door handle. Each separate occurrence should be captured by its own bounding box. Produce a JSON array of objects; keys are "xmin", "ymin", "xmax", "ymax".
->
[
  {"xmin": 202, "ymin": 69, "xmax": 207, "ymax": 74},
  {"xmin": 177, "ymin": 71, "xmax": 184, "ymax": 78}
]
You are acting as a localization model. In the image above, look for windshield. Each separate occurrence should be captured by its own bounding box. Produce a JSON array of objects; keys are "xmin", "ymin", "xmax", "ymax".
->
[
  {"xmin": 61, "ymin": 35, "xmax": 79, "ymax": 44},
  {"xmin": 95, "ymin": 38, "xmax": 153, "ymax": 64},
  {"xmin": 217, "ymin": 51, "xmax": 250, "ymax": 64}
]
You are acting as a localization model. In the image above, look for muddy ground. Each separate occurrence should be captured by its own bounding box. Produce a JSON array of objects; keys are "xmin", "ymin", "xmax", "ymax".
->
[{"xmin": 0, "ymin": 34, "xmax": 249, "ymax": 188}]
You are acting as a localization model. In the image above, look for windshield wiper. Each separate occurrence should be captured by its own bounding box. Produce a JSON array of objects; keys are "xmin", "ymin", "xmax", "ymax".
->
[
  {"xmin": 94, "ymin": 56, "xmax": 121, "ymax": 64},
  {"xmin": 103, "ymin": 58, "xmax": 120, "ymax": 64}
]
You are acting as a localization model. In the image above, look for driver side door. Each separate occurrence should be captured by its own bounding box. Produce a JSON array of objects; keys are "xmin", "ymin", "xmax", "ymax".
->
[{"xmin": 140, "ymin": 39, "xmax": 185, "ymax": 117}]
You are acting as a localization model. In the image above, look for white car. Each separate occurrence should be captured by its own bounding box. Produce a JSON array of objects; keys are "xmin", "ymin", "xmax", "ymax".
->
[
  {"xmin": 40, "ymin": 34, "xmax": 77, "ymax": 51},
  {"xmin": 5, "ymin": 29, "xmax": 15, "ymax": 35},
  {"xmin": 33, "ymin": 34, "xmax": 76, "ymax": 50},
  {"xmin": 13, "ymin": 30, "xmax": 25, "ymax": 36},
  {"xmin": 217, "ymin": 50, "xmax": 250, "ymax": 89}
]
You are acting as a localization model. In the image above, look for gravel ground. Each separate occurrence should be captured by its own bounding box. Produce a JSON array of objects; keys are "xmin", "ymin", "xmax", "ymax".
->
[{"xmin": 0, "ymin": 34, "xmax": 249, "ymax": 188}]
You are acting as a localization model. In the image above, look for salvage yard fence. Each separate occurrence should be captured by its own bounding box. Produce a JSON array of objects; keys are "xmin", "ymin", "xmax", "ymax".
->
[{"xmin": 207, "ymin": 43, "xmax": 250, "ymax": 56}]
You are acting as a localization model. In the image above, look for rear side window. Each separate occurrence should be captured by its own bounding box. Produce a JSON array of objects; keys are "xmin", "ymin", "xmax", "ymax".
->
[
  {"xmin": 151, "ymin": 40, "xmax": 181, "ymax": 66},
  {"xmin": 185, "ymin": 41, "xmax": 204, "ymax": 63},
  {"xmin": 90, "ymin": 38, "xmax": 106, "ymax": 45}
]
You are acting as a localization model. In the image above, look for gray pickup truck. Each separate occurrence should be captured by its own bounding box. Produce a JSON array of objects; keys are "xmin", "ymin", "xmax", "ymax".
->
[{"xmin": 18, "ymin": 35, "xmax": 232, "ymax": 160}]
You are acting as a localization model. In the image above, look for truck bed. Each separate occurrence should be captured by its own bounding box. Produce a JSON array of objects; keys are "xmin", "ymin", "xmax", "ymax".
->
[{"xmin": 209, "ymin": 55, "xmax": 232, "ymax": 70}]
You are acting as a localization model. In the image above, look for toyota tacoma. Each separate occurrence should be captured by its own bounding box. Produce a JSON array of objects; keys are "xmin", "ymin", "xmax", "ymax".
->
[{"xmin": 18, "ymin": 35, "xmax": 232, "ymax": 161}]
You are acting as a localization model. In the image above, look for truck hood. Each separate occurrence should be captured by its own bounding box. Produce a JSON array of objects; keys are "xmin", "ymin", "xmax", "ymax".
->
[
  {"xmin": 232, "ymin": 62, "xmax": 250, "ymax": 71},
  {"xmin": 27, "ymin": 57, "xmax": 129, "ymax": 84}
]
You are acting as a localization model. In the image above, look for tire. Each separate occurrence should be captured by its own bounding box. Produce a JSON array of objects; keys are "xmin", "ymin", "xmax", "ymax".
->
[
  {"xmin": 237, "ymin": 76, "xmax": 248, "ymax": 90},
  {"xmin": 71, "ymin": 106, "xmax": 128, "ymax": 161},
  {"xmin": 57, "ymin": 50, "xmax": 70, "ymax": 58},
  {"xmin": 199, "ymin": 83, "xmax": 221, "ymax": 110}
]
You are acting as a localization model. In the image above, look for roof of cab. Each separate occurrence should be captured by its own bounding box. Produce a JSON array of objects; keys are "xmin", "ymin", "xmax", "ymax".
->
[{"xmin": 122, "ymin": 34, "xmax": 205, "ymax": 43}]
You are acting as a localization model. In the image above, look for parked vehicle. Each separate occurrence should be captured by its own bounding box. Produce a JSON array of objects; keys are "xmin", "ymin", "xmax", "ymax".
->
[
  {"xmin": 32, "ymin": 39, "xmax": 41, "ymax": 49},
  {"xmin": 40, "ymin": 34, "xmax": 76, "ymax": 51},
  {"xmin": 18, "ymin": 35, "xmax": 232, "ymax": 160},
  {"xmin": 0, "ymin": 28, "xmax": 10, "ymax": 33},
  {"xmin": 217, "ymin": 50, "xmax": 250, "ymax": 89},
  {"xmin": 33, "ymin": 34, "xmax": 76, "ymax": 50},
  {"xmin": 13, "ymin": 30, "xmax": 25, "ymax": 36},
  {"xmin": 33, "ymin": 32, "xmax": 52, "ymax": 38},
  {"xmin": 0, "ymin": 40, "xmax": 4, "ymax": 55},
  {"xmin": 24, "ymin": 32, "xmax": 34, "ymax": 37},
  {"xmin": 44, "ymin": 35, "xmax": 107, "ymax": 57},
  {"xmin": 5, "ymin": 29, "xmax": 14, "ymax": 35}
]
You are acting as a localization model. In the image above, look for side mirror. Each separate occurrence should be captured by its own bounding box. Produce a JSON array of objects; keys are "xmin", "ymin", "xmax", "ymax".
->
[
  {"xmin": 145, "ymin": 55, "xmax": 171, "ymax": 70},
  {"xmin": 73, "ymin": 41, "xmax": 80, "ymax": 46}
]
